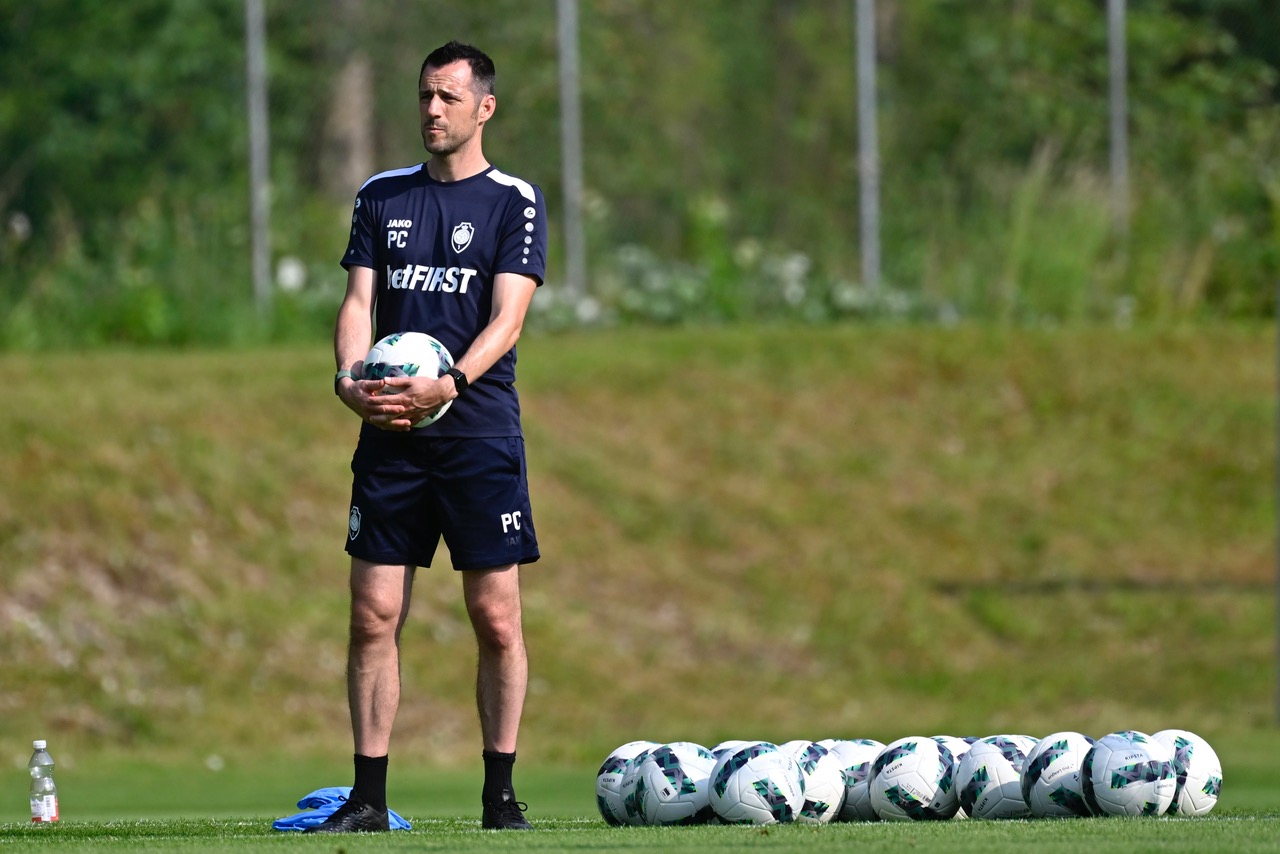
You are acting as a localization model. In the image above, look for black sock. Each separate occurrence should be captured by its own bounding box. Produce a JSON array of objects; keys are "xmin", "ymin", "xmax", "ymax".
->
[
  {"xmin": 353, "ymin": 753, "xmax": 388, "ymax": 811},
  {"xmin": 482, "ymin": 750, "xmax": 516, "ymax": 803}
]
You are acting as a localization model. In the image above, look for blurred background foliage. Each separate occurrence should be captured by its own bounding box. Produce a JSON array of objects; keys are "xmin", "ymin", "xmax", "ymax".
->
[{"xmin": 0, "ymin": 0, "xmax": 1276, "ymax": 346}]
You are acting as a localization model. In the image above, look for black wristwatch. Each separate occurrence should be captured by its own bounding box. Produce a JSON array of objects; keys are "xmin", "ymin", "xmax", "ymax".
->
[{"xmin": 445, "ymin": 368, "xmax": 469, "ymax": 395}]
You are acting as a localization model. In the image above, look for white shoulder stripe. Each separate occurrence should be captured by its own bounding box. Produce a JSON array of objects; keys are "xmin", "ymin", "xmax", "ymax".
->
[
  {"xmin": 486, "ymin": 168, "xmax": 536, "ymax": 203},
  {"xmin": 358, "ymin": 163, "xmax": 424, "ymax": 192}
]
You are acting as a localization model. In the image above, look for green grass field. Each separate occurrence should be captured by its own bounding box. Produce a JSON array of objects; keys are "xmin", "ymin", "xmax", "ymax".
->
[
  {"xmin": 2, "ymin": 816, "xmax": 1280, "ymax": 854},
  {"xmin": 0, "ymin": 744, "xmax": 1276, "ymax": 852},
  {"xmin": 0, "ymin": 324, "xmax": 1275, "ymax": 850},
  {"xmin": 0, "ymin": 758, "xmax": 1276, "ymax": 854}
]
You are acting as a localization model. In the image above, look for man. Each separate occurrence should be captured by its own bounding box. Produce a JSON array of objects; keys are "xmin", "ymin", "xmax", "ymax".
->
[{"xmin": 308, "ymin": 40, "xmax": 546, "ymax": 834}]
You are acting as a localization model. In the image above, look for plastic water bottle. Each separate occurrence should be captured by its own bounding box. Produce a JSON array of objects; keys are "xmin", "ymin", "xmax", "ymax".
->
[{"xmin": 28, "ymin": 740, "xmax": 59, "ymax": 823}]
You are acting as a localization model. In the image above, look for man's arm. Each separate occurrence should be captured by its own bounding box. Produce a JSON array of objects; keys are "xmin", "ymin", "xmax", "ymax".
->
[
  {"xmin": 335, "ymin": 265, "xmax": 375, "ymax": 380},
  {"xmin": 451, "ymin": 271, "xmax": 539, "ymax": 389},
  {"xmin": 335, "ymin": 265, "xmax": 405, "ymax": 427}
]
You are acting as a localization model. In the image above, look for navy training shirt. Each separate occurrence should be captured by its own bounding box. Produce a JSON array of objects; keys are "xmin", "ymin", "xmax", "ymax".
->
[{"xmin": 341, "ymin": 163, "xmax": 547, "ymax": 438}]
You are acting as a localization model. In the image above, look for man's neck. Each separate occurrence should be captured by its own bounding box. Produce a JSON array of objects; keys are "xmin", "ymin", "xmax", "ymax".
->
[{"xmin": 426, "ymin": 150, "xmax": 490, "ymax": 183}]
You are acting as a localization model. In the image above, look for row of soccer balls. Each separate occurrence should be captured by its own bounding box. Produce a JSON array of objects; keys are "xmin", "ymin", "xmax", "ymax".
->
[{"xmin": 595, "ymin": 729, "xmax": 1222, "ymax": 826}]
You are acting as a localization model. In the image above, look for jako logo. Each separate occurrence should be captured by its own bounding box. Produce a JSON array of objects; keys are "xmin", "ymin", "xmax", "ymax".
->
[
  {"xmin": 386, "ymin": 264, "xmax": 478, "ymax": 293},
  {"xmin": 386, "ymin": 220, "xmax": 413, "ymax": 249}
]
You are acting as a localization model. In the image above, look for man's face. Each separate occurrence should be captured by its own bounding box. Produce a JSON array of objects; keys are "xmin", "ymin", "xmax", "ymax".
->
[{"xmin": 419, "ymin": 60, "xmax": 493, "ymax": 156}]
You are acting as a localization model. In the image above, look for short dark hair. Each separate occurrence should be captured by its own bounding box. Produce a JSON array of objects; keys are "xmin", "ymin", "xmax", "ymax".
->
[{"xmin": 420, "ymin": 41, "xmax": 496, "ymax": 97}]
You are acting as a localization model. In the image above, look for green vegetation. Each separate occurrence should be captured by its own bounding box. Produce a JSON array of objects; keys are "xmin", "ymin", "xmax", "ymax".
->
[
  {"xmin": 2, "ymin": 2, "xmax": 1278, "ymax": 345},
  {"xmin": 2, "ymin": 5, "xmax": 1273, "ymax": 848},
  {"xmin": 0, "ymin": 323, "xmax": 1274, "ymax": 847},
  {"xmin": 3, "ymin": 813, "xmax": 1280, "ymax": 854},
  {"xmin": 0, "ymin": 737, "xmax": 1277, "ymax": 850},
  {"xmin": 0, "ymin": 745, "xmax": 1277, "ymax": 851},
  {"xmin": 0, "ymin": 327, "xmax": 1271, "ymax": 770}
]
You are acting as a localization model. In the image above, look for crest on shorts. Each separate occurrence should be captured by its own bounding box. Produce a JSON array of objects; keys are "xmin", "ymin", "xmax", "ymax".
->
[
  {"xmin": 451, "ymin": 221, "xmax": 474, "ymax": 253},
  {"xmin": 348, "ymin": 506, "xmax": 362, "ymax": 540}
]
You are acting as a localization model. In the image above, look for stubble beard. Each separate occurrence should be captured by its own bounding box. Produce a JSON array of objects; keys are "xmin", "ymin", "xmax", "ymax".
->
[
  {"xmin": 422, "ymin": 127, "xmax": 460, "ymax": 156},
  {"xmin": 423, "ymin": 107, "xmax": 481, "ymax": 157}
]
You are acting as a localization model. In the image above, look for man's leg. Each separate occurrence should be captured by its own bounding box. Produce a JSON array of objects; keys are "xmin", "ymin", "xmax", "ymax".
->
[
  {"xmin": 463, "ymin": 564, "xmax": 531, "ymax": 829},
  {"xmin": 349, "ymin": 559, "xmax": 416, "ymax": 757},
  {"xmin": 307, "ymin": 559, "xmax": 413, "ymax": 834}
]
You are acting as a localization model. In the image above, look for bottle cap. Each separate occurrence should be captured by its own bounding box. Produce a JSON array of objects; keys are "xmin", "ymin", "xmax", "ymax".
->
[{"xmin": 33, "ymin": 740, "xmax": 46, "ymax": 750}]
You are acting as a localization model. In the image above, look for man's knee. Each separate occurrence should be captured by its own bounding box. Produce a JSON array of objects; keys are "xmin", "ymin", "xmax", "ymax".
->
[
  {"xmin": 349, "ymin": 593, "xmax": 402, "ymax": 646},
  {"xmin": 348, "ymin": 562, "xmax": 411, "ymax": 646},
  {"xmin": 467, "ymin": 598, "xmax": 523, "ymax": 652}
]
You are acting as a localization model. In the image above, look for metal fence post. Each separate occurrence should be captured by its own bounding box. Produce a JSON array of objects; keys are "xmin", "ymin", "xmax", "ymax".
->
[{"xmin": 245, "ymin": 0, "xmax": 272, "ymax": 318}]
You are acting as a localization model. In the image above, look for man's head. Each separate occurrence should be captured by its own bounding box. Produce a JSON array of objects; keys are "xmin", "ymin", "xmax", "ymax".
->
[
  {"xmin": 418, "ymin": 41, "xmax": 497, "ymax": 161},
  {"xmin": 420, "ymin": 41, "xmax": 495, "ymax": 98}
]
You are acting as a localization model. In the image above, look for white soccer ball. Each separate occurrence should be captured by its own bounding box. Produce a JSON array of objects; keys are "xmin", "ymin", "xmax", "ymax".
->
[
  {"xmin": 710, "ymin": 748, "xmax": 806, "ymax": 825},
  {"xmin": 931, "ymin": 736, "xmax": 978, "ymax": 819},
  {"xmin": 632, "ymin": 741, "xmax": 717, "ymax": 825},
  {"xmin": 956, "ymin": 736, "xmax": 1032, "ymax": 819},
  {"xmin": 708, "ymin": 741, "xmax": 778, "ymax": 823},
  {"xmin": 595, "ymin": 740, "xmax": 660, "ymax": 826},
  {"xmin": 930, "ymin": 735, "xmax": 976, "ymax": 763},
  {"xmin": 617, "ymin": 749, "xmax": 653, "ymax": 826},
  {"xmin": 1021, "ymin": 731, "xmax": 1095, "ymax": 818},
  {"xmin": 711, "ymin": 740, "xmax": 751, "ymax": 759},
  {"xmin": 778, "ymin": 739, "xmax": 813, "ymax": 758},
  {"xmin": 868, "ymin": 736, "xmax": 959, "ymax": 821},
  {"xmin": 362, "ymin": 331, "xmax": 455, "ymax": 426},
  {"xmin": 790, "ymin": 741, "xmax": 847, "ymax": 824},
  {"xmin": 825, "ymin": 739, "xmax": 884, "ymax": 821},
  {"xmin": 1081, "ymin": 730, "xmax": 1176, "ymax": 817},
  {"xmin": 1152, "ymin": 729, "xmax": 1223, "ymax": 817},
  {"xmin": 709, "ymin": 742, "xmax": 777, "ymax": 801}
]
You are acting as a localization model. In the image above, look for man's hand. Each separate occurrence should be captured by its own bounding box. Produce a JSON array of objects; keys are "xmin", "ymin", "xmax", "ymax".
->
[
  {"xmin": 346, "ymin": 375, "xmax": 452, "ymax": 431},
  {"xmin": 338, "ymin": 377, "xmax": 392, "ymax": 428}
]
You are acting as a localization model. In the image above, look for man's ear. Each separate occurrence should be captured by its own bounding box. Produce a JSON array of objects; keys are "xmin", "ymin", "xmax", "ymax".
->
[{"xmin": 478, "ymin": 93, "xmax": 496, "ymax": 125}]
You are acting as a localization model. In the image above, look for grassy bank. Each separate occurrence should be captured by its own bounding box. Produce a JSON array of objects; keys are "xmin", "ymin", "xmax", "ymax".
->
[{"xmin": 0, "ymin": 325, "xmax": 1272, "ymax": 779}]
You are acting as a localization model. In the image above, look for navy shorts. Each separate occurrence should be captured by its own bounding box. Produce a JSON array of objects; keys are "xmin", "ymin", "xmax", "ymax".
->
[{"xmin": 345, "ymin": 435, "xmax": 540, "ymax": 571}]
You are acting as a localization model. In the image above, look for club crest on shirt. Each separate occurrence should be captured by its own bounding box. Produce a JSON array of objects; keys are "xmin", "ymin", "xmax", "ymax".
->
[{"xmin": 451, "ymin": 221, "xmax": 475, "ymax": 253}]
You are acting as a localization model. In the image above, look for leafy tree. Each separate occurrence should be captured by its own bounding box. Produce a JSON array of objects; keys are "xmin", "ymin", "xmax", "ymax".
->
[{"xmin": 0, "ymin": 0, "xmax": 1274, "ymax": 343}]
